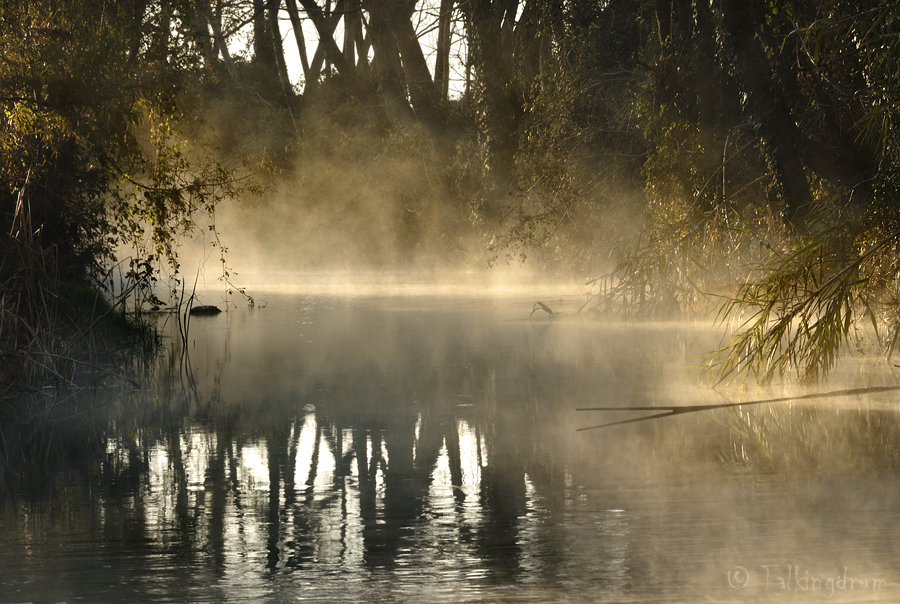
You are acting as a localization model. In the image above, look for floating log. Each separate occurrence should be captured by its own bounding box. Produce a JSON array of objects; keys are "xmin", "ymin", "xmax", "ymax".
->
[{"xmin": 189, "ymin": 305, "xmax": 222, "ymax": 316}]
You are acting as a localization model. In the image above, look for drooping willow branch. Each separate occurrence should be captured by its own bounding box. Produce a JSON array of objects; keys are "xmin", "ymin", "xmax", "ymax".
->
[{"xmin": 707, "ymin": 225, "xmax": 900, "ymax": 384}]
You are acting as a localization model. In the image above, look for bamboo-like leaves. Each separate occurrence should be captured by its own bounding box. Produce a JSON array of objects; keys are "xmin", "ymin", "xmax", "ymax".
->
[{"xmin": 706, "ymin": 225, "xmax": 900, "ymax": 384}]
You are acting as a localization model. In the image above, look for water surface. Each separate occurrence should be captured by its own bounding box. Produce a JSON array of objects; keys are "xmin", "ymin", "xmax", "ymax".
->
[{"xmin": 3, "ymin": 282, "xmax": 900, "ymax": 602}]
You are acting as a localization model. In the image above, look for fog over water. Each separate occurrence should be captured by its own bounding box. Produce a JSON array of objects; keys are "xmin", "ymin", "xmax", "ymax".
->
[{"xmin": 3, "ymin": 274, "xmax": 900, "ymax": 602}]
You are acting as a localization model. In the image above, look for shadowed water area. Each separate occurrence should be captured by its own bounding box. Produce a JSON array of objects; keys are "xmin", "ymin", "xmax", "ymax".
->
[{"xmin": 3, "ymin": 276, "xmax": 900, "ymax": 602}]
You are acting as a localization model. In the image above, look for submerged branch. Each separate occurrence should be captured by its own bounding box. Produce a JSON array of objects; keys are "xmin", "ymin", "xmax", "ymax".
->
[{"xmin": 576, "ymin": 385, "xmax": 900, "ymax": 431}]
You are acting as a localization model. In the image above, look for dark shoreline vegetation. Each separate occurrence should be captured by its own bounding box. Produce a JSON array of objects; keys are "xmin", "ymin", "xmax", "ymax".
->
[{"xmin": 3, "ymin": 2, "xmax": 900, "ymax": 402}]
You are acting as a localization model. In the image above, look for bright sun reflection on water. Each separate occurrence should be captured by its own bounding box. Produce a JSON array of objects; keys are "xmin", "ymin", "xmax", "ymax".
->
[{"xmin": 239, "ymin": 443, "xmax": 269, "ymax": 491}]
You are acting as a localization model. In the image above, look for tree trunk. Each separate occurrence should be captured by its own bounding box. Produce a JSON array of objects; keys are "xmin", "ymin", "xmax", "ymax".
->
[
  {"xmin": 720, "ymin": 0, "xmax": 812, "ymax": 227},
  {"xmin": 343, "ymin": 0, "xmax": 362, "ymax": 67},
  {"xmin": 363, "ymin": 0, "xmax": 447, "ymax": 127},
  {"xmin": 392, "ymin": 11, "xmax": 446, "ymax": 127},
  {"xmin": 192, "ymin": 0, "xmax": 215, "ymax": 65},
  {"xmin": 434, "ymin": 0, "xmax": 455, "ymax": 102},
  {"xmin": 126, "ymin": 0, "xmax": 149, "ymax": 68},
  {"xmin": 284, "ymin": 0, "xmax": 314, "ymax": 90},
  {"xmin": 253, "ymin": 0, "xmax": 277, "ymax": 68},
  {"xmin": 365, "ymin": 0, "xmax": 415, "ymax": 122},
  {"xmin": 150, "ymin": 1, "xmax": 173, "ymax": 66},
  {"xmin": 462, "ymin": 0, "xmax": 522, "ymax": 184},
  {"xmin": 655, "ymin": 0, "xmax": 671, "ymax": 47},
  {"xmin": 356, "ymin": 25, "xmax": 370, "ymax": 70},
  {"xmin": 512, "ymin": 0, "xmax": 555, "ymax": 89},
  {"xmin": 267, "ymin": 0, "xmax": 299, "ymax": 133},
  {"xmin": 267, "ymin": 0, "xmax": 294, "ymax": 96},
  {"xmin": 297, "ymin": 0, "xmax": 357, "ymax": 83},
  {"xmin": 205, "ymin": 0, "xmax": 240, "ymax": 81}
]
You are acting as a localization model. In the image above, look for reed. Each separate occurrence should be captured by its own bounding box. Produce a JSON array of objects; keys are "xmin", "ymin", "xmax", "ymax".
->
[{"xmin": 1, "ymin": 183, "xmax": 154, "ymax": 401}]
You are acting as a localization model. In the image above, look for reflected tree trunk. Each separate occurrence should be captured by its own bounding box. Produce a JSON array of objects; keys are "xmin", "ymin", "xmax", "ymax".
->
[
  {"xmin": 166, "ymin": 431, "xmax": 192, "ymax": 553},
  {"xmin": 266, "ymin": 423, "xmax": 291, "ymax": 570},
  {"xmin": 228, "ymin": 436, "xmax": 245, "ymax": 527},
  {"xmin": 266, "ymin": 448, "xmax": 281, "ymax": 570},
  {"xmin": 378, "ymin": 409, "xmax": 428, "ymax": 564},
  {"xmin": 445, "ymin": 418, "xmax": 464, "ymax": 504},
  {"xmin": 206, "ymin": 429, "xmax": 228, "ymax": 573},
  {"xmin": 285, "ymin": 418, "xmax": 299, "ymax": 509},
  {"xmin": 305, "ymin": 421, "xmax": 320, "ymax": 501},
  {"xmin": 476, "ymin": 366, "xmax": 527, "ymax": 578},
  {"xmin": 355, "ymin": 427, "xmax": 375, "ymax": 517}
]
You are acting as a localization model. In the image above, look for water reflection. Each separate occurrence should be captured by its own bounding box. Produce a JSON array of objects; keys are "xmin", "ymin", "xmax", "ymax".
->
[{"xmin": 3, "ymin": 292, "xmax": 900, "ymax": 602}]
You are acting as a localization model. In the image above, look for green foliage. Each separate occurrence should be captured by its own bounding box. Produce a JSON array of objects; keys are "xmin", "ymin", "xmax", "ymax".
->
[
  {"xmin": 553, "ymin": 0, "xmax": 900, "ymax": 382},
  {"xmin": 0, "ymin": 0, "xmax": 266, "ymax": 393},
  {"xmin": 479, "ymin": 1, "xmax": 647, "ymax": 273},
  {"xmin": 1, "ymin": 0, "xmax": 262, "ymax": 278}
]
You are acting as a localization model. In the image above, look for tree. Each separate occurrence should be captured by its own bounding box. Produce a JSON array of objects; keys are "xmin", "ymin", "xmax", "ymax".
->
[
  {"xmin": 460, "ymin": 0, "xmax": 528, "ymax": 182},
  {"xmin": 363, "ymin": 0, "xmax": 448, "ymax": 128},
  {"xmin": 1, "ymin": 0, "xmax": 258, "ymax": 392},
  {"xmin": 584, "ymin": 0, "xmax": 900, "ymax": 382}
]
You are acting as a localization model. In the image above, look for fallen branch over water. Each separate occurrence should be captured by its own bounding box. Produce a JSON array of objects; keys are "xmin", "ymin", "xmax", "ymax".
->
[{"xmin": 576, "ymin": 385, "xmax": 900, "ymax": 431}]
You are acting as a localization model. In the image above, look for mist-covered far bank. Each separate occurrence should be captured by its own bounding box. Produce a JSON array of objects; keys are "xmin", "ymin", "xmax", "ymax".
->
[
  {"xmin": 190, "ymin": 97, "xmax": 638, "ymax": 278},
  {"xmin": 6, "ymin": 1, "xmax": 900, "ymax": 388}
]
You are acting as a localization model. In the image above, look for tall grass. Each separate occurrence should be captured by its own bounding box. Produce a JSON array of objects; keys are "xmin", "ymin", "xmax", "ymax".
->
[{"xmin": 1, "ymin": 180, "xmax": 153, "ymax": 400}]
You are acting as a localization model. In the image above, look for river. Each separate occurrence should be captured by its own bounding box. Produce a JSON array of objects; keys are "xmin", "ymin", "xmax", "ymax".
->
[{"xmin": 2, "ymin": 275, "xmax": 900, "ymax": 602}]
